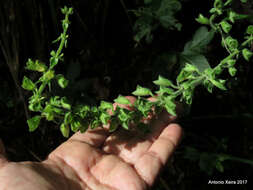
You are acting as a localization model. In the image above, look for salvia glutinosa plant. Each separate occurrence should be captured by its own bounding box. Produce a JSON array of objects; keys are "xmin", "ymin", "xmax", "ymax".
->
[{"xmin": 22, "ymin": 1, "xmax": 253, "ymax": 138}]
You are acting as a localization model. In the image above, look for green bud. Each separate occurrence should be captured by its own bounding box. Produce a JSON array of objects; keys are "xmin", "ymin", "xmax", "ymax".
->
[
  {"xmin": 220, "ymin": 21, "xmax": 232, "ymax": 33},
  {"xmin": 228, "ymin": 67, "xmax": 237, "ymax": 77},
  {"xmin": 246, "ymin": 25, "xmax": 253, "ymax": 35},
  {"xmin": 56, "ymin": 74, "xmax": 69, "ymax": 88},
  {"xmin": 224, "ymin": 36, "xmax": 238, "ymax": 52},
  {"xmin": 227, "ymin": 59, "xmax": 236, "ymax": 67},
  {"xmin": 242, "ymin": 48, "xmax": 253, "ymax": 61}
]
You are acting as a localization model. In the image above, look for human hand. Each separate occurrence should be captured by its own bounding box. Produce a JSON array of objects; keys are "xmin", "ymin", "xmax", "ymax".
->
[{"xmin": 0, "ymin": 96, "xmax": 182, "ymax": 190}]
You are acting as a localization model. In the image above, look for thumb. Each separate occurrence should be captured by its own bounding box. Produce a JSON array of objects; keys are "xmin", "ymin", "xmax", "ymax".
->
[{"xmin": 0, "ymin": 139, "xmax": 7, "ymax": 168}]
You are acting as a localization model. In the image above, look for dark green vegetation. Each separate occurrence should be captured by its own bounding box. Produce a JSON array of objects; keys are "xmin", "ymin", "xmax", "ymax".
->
[{"xmin": 1, "ymin": 0, "xmax": 253, "ymax": 189}]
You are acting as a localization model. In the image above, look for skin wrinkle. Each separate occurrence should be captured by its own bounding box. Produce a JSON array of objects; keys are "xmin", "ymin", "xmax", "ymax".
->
[
  {"xmin": 48, "ymin": 153, "xmax": 89, "ymax": 190},
  {"xmin": 50, "ymin": 141, "xmax": 119, "ymax": 190}
]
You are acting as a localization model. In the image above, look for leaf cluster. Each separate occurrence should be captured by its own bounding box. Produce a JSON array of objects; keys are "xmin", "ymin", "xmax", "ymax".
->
[{"xmin": 22, "ymin": 1, "xmax": 252, "ymax": 139}]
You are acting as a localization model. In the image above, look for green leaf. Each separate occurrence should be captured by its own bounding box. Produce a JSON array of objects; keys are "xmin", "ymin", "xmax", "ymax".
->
[
  {"xmin": 224, "ymin": 36, "xmax": 238, "ymax": 52},
  {"xmin": 242, "ymin": 48, "xmax": 253, "ymax": 62},
  {"xmin": 163, "ymin": 96, "xmax": 176, "ymax": 116},
  {"xmin": 27, "ymin": 116, "xmax": 41, "ymax": 132},
  {"xmin": 246, "ymin": 25, "xmax": 253, "ymax": 35},
  {"xmin": 156, "ymin": 86, "xmax": 174, "ymax": 95},
  {"xmin": 60, "ymin": 123, "xmax": 70, "ymax": 138},
  {"xmin": 64, "ymin": 112, "xmax": 73, "ymax": 125},
  {"xmin": 56, "ymin": 74, "xmax": 69, "ymax": 88},
  {"xmin": 100, "ymin": 112, "xmax": 110, "ymax": 125},
  {"xmin": 26, "ymin": 59, "xmax": 47, "ymax": 72},
  {"xmin": 71, "ymin": 118, "xmax": 81, "ymax": 132},
  {"xmin": 195, "ymin": 14, "xmax": 209, "ymax": 25},
  {"xmin": 153, "ymin": 75, "xmax": 174, "ymax": 87},
  {"xmin": 118, "ymin": 108, "xmax": 131, "ymax": 122},
  {"xmin": 181, "ymin": 54, "xmax": 210, "ymax": 73},
  {"xmin": 226, "ymin": 59, "xmax": 236, "ymax": 67},
  {"xmin": 122, "ymin": 122, "xmax": 129, "ymax": 130},
  {"xmin": 50, "ymin": 57, "xmax": 59, "ymax": 68},
  {"xmin": 109, "ymin": 117, "xmax": 119, "ymax": 132},
  {"xmin": 183, "ymin": 27, "xmax": 215, "ymax": 55},
  {"xmin": 132, "ymin": 85, "xmax": 153, "ymax": 96},
  {"xmin": 228, "ymin": 67, "xmax": 237, "ymax": 77},
  {"xmin": 114, "ymin": 95, "xmax": 131, "ymax": 105},
  {"xmin": 100, "ymin": 101, "xmax": 113, "ymax": 111},
  {"xmin": 43, "ymin": 104, "xmax": 55, "ymax": 121},
  {"xmin": 22, "ymin": 76, "xmax": 36, "ymax": 91},
  {"xmin": 220, "ymin": 21, "xmax": 232, "ymax": 33},
  {"xmin": 42, "ymin": 70, "xmax": 55, "ymax": 81},
  {"xmin": 210, "ymin": 79, "xmax": 227, "ymax": 90},
  {"xmin": 61, "ymin": 97, "xmax": 71, "ymax": 110},
  {"xmin": 203, "ymin": 80, "xmax": 214, "ymax": 93}
]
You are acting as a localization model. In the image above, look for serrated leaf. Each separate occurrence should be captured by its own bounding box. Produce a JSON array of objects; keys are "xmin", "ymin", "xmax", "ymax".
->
[
  {"xmin": 153, "ymin": 75, "xmax": 174, "ymax": 87},
  {"xmin": 224, "ymin": 36, "xmax": 238, "ymax": 52},
  {"xmin": 132, "ymin": 85, "xmax": 153, "ymax": 96},
  {"xmin": 183, "ymin": 27, "xmax": 215, "ymax": 55},
  {"xmin": 114, "ymin": 95, "xmax": 131, "ymax": 105},
  {"xmin": 27, "ymin": 116, "xmax": 41, "ymax": 132},
  {"xmin": 22, "ymin": 76, "xmax": 36, "ymax": 91}
]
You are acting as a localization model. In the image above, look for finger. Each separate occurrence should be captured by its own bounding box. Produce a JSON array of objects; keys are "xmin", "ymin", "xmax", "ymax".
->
[
  {"xmin": 70, "ymin": 96, "xmax": 136, "ymax": 148},
  {"xmin": 134, "ymin": 123, "xmax": 182, "ymax": 186},
  {"xmin": 0, "ymin": 139, "xmax": 8, "ymax": 168},
  {"xmin": 102, "ymin": 98, "xmax": 176, "ymax": 164}
]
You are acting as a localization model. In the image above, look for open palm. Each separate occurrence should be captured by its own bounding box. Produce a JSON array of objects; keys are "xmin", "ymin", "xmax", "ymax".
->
[{"xmin": 0, "ymin": 97, "xmax": 182, "ymax": 190}]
